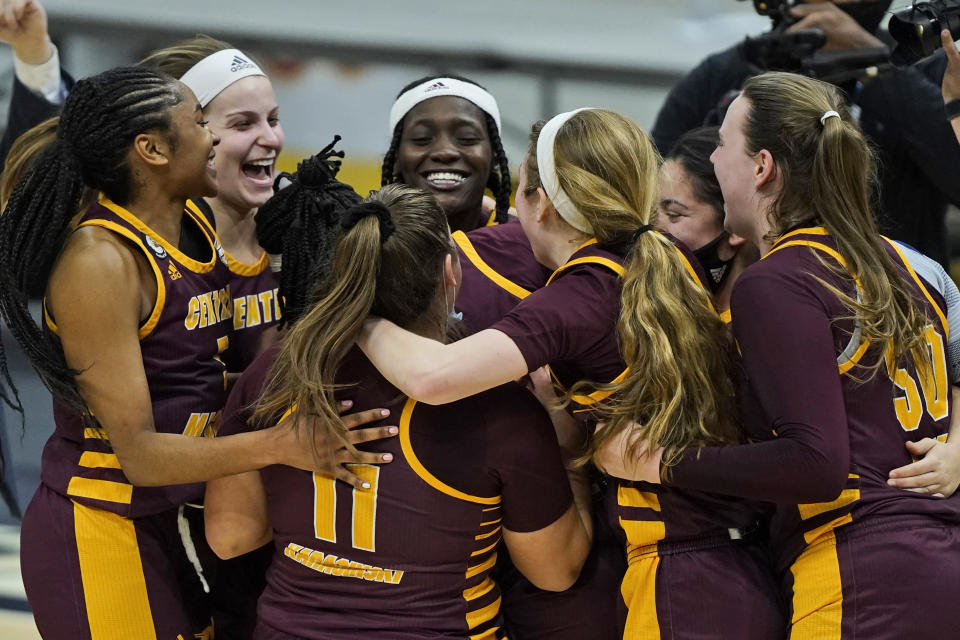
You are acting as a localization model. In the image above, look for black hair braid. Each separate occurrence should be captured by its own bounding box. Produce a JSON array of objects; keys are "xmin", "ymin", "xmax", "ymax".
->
[
  {"xmin": 256, "ymin": 136, "xmax": 363, "ymax": 327},
  {"xmin": 483, "ymin": 112, "xmax": 511, "ymax": 224},
  {"xmin": 0, "ymin": 66, "xmax": 182, "ymax": 415},
  {"xmin": 380, "ymin": 124, "xmax": 403, "ymax": 186}
]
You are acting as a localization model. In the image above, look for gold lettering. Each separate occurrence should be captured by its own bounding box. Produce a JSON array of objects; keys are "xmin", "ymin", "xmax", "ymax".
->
[
  {"xmin": 246, "ymin": 294, "xmax": 262, "ymax": 327},
  {"xmin": 184, "ymin": 297, "xmax": 200, "ymax": 330},
  {"xmin": 233, "ymin": 297, "xmax": 247, "ymax": 330},
  {"xmin": 198, "ymin": 293, "xmax": 212, "ymax": 328},
  {"xmin": 258, "ymin": 290, "xmax": 274, "ymax": 324},
  {"xmin": 220, "ymin": 287, "xmax": 233, "ymax": 322},
  {"xmin": 273, "ymin": 288, "xmax": 282, "ymax": 319},
  {"xmin": 282, "ymin": 543, "xmax": 403, "ymax": 585}
]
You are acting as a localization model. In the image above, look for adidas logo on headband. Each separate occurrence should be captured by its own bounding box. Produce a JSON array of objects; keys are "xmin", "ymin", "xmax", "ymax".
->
[
  {"xmin": 231, "ymin": 55, "xmax": 256, "ymax": 73},
  {"xmin": 424, "ymin": 81, "xmax": 448, "ymax": 93}
]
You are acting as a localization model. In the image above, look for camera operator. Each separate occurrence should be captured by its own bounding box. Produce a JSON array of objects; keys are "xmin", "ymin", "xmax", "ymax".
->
[
  {"xmin": 942, "ymin": 29, "xmax": 960, "ymax": 145},
  {"xmin": 652, "ymin": 1, "xmax": 960, "ymax": 268}
]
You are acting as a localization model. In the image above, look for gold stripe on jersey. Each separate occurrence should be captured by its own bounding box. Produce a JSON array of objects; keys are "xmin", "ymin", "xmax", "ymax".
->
[
  {"xmin": 223, "ymin": 247, "xmax": 269, "ymax": 277},
  {"xmin": 797, "ymin": 474, "xmax": 859, "ymax": 544},
  {"xmin": 797, "ymin": 490, "xmax": 860, "ymax": 522},
  {"xmin": 83, "ymin": 427, "xmax": 109, "ymax": 440},
  {"xmin": 466, "ymin": 552, "xmax": 498, "ymax": 579},
  {"xmin": 546, "ymin": 246, "xmax": 629, "ymax": 405},
  {"xmin": 74, "ymin": 500, "xmax": 157, "ymax": 640},
  {"xmin": 471, "ymin": 539, "xmax": 500, "ymax": 557},
  {"xmin": 67, "ymin": 477, "xmax": 133, "ymax": 504},
  {"xmin": 803, "ymin": 514, "xmax": 853, "ymax": 546},
  {"xmin": 765, "ymin": 239, "xmax": 846, "ymax": 268},
  {"xmin": 78, "ymin": 452, "xmax": 122, "ymax": 470},
  {"xmin": 620, "ymin": 520, "xmax": 667, "ymax": 550},
  {"xmin": 765, "ymin": 237, "xmax": 875, "ymax": 375},
  {"xmin": 464, "ymin": 576, "xmax": 497, "ymax": 601},
  {"xmin": 719, "ymin": 308, "xmax": 732, "ymax": 325},
  {"xmin": 776, "ymin": 226, "xmax": 831, "ymax": 243},
  {"xmin": 838, "ymin": 340, "xmax": 870, "ymax": 376},
  {"xmin": 620, "ymin": 547, "xmax": 662, "ymax": 640},
  {"xmin": 882, "ymin": 237, "xmax": 948, "ymax": 336},
  {"xmin": 466, "ymin": 595, "xmax": 502, "ymax": 630},
  {"xmin": 789, "ymin": 530, "xmax": 843, "ymax": 640},
  {"xmin": 74, "ymin": 219, "xmax": 167, "ymax": 340},
  {"xmin": 484, "ymin": 210, "xmax": 499, "ymax": 227},
  {"xmin": 99, "ymin": 197, "xmax": 219, "ymax": 274},
  {"xmin": 618, "ymin": 486, "xmax": 661, "ymax": 512},
  {"xmin": 469, "ymin": 629, "xmax": 504, "ymax": 640},
  {"xmin": 475, "ymin": 526, "xmax": 501, "ymax": 541},
  {"xmin": 399, "ymin": 398, "xmax": 500, "ymax": 505},
  {"xmin": 453, "ymin": 230, "xmax": 532, "ymax": 300}
]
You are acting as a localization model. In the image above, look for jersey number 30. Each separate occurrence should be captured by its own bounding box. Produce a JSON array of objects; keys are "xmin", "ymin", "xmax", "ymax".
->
[
  {"xmin": 887, "ymin": 325, "xmax": 949, "ymax": 431},
  {"xmin": 313, "ymin": 465, "xmax": 380, "ymax": 552}
]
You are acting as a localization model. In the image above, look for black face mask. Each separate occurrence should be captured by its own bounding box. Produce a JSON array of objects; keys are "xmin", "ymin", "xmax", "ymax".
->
[
  {"xmin": 836, "ymin": 1, "xmax": 889, "ymax": 35},
  {"xmin": 692, "ymin": 232, "xmax": 734, "ymax": 292}
]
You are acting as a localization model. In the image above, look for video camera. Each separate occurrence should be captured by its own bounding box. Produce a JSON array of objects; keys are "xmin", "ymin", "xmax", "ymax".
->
[
  {"xmin": 736, "ymin": 0, "xmax": 891, "ymax": 83},
  {"xmin": 888, "ymin": 1, "xmax": 960, "ymax": 62}
]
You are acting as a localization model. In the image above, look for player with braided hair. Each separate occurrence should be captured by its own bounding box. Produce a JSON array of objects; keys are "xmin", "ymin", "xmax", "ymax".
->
[
  {"xmin": 382, "ymin": 75, "xmax": 551, "ymax": 334},
  {"xmin": 256, "ymin": 135, "xmax": 363, "ymax": 326},
  {"xmin": 382, "ymin": 74, "xmax": 510, "ymax": 231},
  {"xmin": 0, "ymin": 66, "xmax": 394, "ymax": 639}
]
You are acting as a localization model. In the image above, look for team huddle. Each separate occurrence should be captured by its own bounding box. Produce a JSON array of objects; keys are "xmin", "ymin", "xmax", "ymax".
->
[{"xmin": 1, "ymin": 10, "xmax": 960, "ymax": 640}]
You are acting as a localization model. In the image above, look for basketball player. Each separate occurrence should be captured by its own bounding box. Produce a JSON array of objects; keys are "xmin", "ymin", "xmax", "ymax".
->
[
  {"xmin": 359, "ymin": 109, "xmax": 784, "ymax": 638},
  {"xmin": 205, "ymin": 184, "xmax": 593, "ymax": 639},
  {"xmin": 614, "ymin": 72, "xmax": 960, "ymax": 639},
  {"xmin": 0, "ymin": 68, "xmax": 392, "ymax": 639}
]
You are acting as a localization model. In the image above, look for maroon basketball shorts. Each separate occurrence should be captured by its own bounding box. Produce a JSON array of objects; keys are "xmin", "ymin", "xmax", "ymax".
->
[
  {"xmin": 621, "ymin": 533, "xmax": 786, "ymax": 640},
  {"xmin": 782, "ymin": 515, "xmax": 960, "ymax": 640},
  {"xmin": 20, "ymin": 483, "xmax": 212, "ymax": 640}
]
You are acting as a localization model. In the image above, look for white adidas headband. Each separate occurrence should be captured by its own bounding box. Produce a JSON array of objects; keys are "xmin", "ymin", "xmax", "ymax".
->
[
  {"xmin": 179, "ymin": 49, "xmax": 266, "ymax": 108},
  {"xmin": 389, "ymin": 78, "xmax": 502, "ymax": 134},
  {"xmin": 536, "ymin": 108, "xmax": 596, "ymax": 235}
]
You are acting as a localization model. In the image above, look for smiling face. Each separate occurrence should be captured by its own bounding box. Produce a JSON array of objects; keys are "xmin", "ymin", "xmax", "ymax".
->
[
  {"xmin": 166, "ymin": 85, "xmax": 219, "ymax": 199},
  {"xmin": 710, "ymin": 95, "xmax": 764, "ymax": 244},
  {"xmin": 656, "ymin": 160, "xmax": 725, "ymax": 251},
  {"xmin": 395, "ymin": 96, "xmax": 493, "ymax": 228},
  {"xmin": 203, "ymin": 75, "xmax": 284, "ymax": 214}
]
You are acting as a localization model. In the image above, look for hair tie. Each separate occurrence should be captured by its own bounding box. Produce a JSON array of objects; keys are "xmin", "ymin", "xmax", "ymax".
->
[
  {"xmin": 631, "ymin": 224, "xmax": 654, "ymax": 244},
  {"xmin": 820, "ymin": 110, "xmax": 841, "ymax": 126},
  {"xmin": 340, "ymin": 201, "xmax": 395, "ymax": 242}
]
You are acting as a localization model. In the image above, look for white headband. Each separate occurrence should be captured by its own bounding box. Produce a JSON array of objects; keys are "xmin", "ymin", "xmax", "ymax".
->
[
  {"xmin": 820, "ymin": 110, "xmax": 841, "ymax": 126},
  {"xmin": 536, "ymin": 108, "xmax": 595, "ymax": 235},
  {"xmin": 179, "ymin": 49, "xmax": 266, "ymax": 108},
  {"xmin": 388, "ymin": 77, "xmax": 501, "ymax": 134}
]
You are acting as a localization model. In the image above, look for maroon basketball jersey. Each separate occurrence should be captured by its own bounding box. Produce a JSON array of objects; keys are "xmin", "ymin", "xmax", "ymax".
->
[
  {"xmin": 738, "ymin": 227, "xmax": 960, "ymax": 569},
  {"xmin": 219, "ymin": 346, "xmax": 572, "ymax": 639},
  {"xmin": 40, "ymin": 197, "xmax": 233, "ymax": 518},
  {"xmin": 220, "ymin": 249, "xmax": 280, "ymax": 371},
  {"xmin": 453, "ymin": 221, "xmax": 551, "ymax": 334}
]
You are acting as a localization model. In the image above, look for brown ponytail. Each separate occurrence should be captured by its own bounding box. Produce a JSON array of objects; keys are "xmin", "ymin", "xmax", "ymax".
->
[
  {"xmin": 253, "ymin": 184, "xmax": 453, "ymax": 455},
  {"xmin": 742, "ymin": 72, "xmax": 930, "ymax": 377}
]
